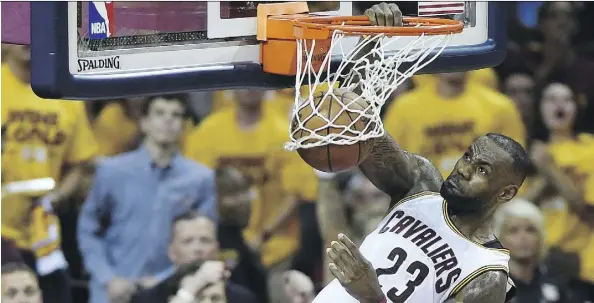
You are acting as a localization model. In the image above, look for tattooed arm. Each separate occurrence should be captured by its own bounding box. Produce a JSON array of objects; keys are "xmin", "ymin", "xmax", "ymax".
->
[
  {"xmin": 445, "ymin": 271, "xmax": 509, "ymax": 303},
  {"xmin": 358, "ymin": 133, "xmax": 443, "ymax": 202}
]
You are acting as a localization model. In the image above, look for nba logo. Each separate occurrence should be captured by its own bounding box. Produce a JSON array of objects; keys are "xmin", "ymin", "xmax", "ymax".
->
[{"xmin": 88, "ymin": 2, "xmax": 114, "ymax": 40}]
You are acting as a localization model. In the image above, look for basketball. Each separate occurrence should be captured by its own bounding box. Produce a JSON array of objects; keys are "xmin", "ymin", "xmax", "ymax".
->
[{"xmin": 292, "ymin": 89, "xmax": 376, "ymax": 173}]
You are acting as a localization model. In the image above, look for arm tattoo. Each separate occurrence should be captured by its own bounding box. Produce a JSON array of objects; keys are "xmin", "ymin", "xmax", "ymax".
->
[
  {"xmin": 446, "ymin": 271, "xmax": 508, "ymax": 303},
  {"xmin": 358, "ymin": 134, "xmax": 442, "ymax": 200}
]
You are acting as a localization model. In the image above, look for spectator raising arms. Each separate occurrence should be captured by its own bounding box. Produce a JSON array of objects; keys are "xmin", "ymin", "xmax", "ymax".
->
[
  {"xmin": 2, "ymin": 44, "xmax": 99, "ymax": 303},
  {"xmin": 77, "ymin": 95, "xmax": 217, "ymax": 303}
]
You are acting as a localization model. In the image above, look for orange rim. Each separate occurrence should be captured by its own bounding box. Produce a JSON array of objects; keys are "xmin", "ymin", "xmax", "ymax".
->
[{"xmin": 294, "ymin": 16, "xmax": 464, "ymax": 38}]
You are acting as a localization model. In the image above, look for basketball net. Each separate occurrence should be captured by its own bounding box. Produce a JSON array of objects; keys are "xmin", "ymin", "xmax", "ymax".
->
[{"xmin": 285, "ymin": 31, "xmax": 454, "ymax": 151}]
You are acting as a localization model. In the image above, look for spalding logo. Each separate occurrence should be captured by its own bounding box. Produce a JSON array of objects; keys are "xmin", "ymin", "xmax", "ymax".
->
[{"xmin": 77, "ymin": 56, "xmax": 120, "ymax": 72}]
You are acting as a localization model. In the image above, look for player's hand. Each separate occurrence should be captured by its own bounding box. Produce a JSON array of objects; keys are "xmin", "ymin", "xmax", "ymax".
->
[
  {"xmin": 365, "ymin": 3, "xmax": 403, "ymax": 27},
  {"xmin": 327, "ymin": 234, "xmax": 384, "ymax": 303}
]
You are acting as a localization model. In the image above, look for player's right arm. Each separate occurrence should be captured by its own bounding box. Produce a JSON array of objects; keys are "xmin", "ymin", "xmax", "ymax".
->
[
  {"xmin": 359, "ymin": 133, "xmax": 443, "ymax": 201},
  {"xmin": 354, "ymin": 4, "xmax": 442, "ymax": 201}
]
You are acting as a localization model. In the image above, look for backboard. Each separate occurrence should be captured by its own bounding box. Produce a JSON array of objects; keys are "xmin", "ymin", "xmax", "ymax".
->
[{"xmin": 29, "ymin": 2, "xmax": 506, "ymax": 100}]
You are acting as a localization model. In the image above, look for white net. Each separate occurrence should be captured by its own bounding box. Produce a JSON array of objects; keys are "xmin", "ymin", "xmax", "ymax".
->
[{"xmin": 285, "ymin": 30, "xmax": 454, "ymax": 151}]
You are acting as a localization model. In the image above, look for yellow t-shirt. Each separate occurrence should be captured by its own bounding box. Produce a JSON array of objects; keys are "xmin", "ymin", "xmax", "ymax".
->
[
  {"xmin": 411, "ymin": 68, "xmax": 499, "ymax": 91},
  {"xmin": 541, "ymin": 134, "xmax": 594, "ymax": 282},
  {"xmin": 383, "ymin": 84, "xmax": 526, "ymax": 177},
  {"xmin": 211, "ymin": 90, "xmax": 295, "ymax": 118},
  {"xmin": 1, "ymin": 64, "xmax": 99, "ymax": 251},
  {"xmin": 92, "ymin": 102, "xmax": 195, "ymax": 156},
  {"xmin": 184, "ymin": 107, "xmax": 318, "ymax": 266}
]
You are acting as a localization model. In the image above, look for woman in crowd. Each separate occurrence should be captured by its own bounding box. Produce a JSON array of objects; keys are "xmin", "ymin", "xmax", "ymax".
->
[
  {"xmin": 529, "ymin": 82, "xmax": 594, "ymax": 301},
  {"xmin": 493, "ymin": 198, "xmax": 565, "ymax": 303}
]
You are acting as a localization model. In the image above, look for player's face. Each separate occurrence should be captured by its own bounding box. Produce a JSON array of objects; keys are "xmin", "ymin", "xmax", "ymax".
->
[
  {"xmin": 500, "ymin": 216, "xmax": 541, "ymax": 262},
  {"xmin": 441, "ymin": 137, "xmax": 516, "ymax": 216},
  {"xmin": 141, "ymin": 98, "xmax": 185, "ymax": 145},
  {"xmin": 540, "ymin": 83, "xmax": 576, "ymax": 132},
  {"xmin": 169, "ymin": 217, "xmax": 219, "ymax": 265},
  {"xmin": 1, "ymin": 270, "xmax": 42, "ymax": 303}
]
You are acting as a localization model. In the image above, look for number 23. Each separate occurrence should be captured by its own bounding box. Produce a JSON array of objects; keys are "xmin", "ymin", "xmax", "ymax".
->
[{"xmin": 375, "ymin": 247, "xmax": 429, "ymax": 303}]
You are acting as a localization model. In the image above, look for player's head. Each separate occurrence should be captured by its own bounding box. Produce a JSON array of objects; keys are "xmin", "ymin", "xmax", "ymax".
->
[
  {"xmin": 1, "ymin": 263, "xmax": 42, "ymax": 303},
  {"xmin": 215, "ymin": 167, "xmax": 252, "ymax": 228},
  {"xmin": 140, "ymin": 94, "xmax": 187, "ymax": 145},
  {"xmin": 169, "ymin": 211, "xmax": 219, "ymax": 265},
  {"xmin": 234, "ymin": 89, "xmax": 265, "ymax": 111},
  {"xmin": 440, "ymin": 133, "xmax": 530, "ymax": 217},
  {"xmin": 540, "ymin": 83, "xmax": 577, "ymax": 133}
]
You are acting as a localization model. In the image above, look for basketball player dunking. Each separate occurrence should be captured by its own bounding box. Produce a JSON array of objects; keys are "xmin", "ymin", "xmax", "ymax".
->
[{"xmin": 312, "ymin": 3, "xmax": 528, "ymax": 303}]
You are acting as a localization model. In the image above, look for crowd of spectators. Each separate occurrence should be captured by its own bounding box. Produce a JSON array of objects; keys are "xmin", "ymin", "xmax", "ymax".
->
[{"xmin": 2, "ymin": 2, "xmax": 594, "ymax": 303}]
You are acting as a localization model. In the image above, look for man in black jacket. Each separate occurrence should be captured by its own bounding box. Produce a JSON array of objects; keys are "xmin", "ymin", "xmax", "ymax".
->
[{"xmin": 130, "ymin": 212, "xmax": 258, "ymax": 303}]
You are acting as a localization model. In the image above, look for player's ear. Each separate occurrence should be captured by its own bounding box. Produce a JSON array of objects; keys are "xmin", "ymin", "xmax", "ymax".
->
[{"xmin": 497, "ymin": 185, "xmax": 518, "ymax": 203}]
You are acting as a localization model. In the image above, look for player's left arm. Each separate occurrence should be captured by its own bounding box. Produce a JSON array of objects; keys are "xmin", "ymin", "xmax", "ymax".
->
[{"xmin": 445, "ymin": 270, "xmax": 508, "ymax": 303}]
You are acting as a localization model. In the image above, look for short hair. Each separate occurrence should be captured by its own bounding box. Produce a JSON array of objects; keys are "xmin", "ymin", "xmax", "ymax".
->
[
  {"xmin": 493, "ymin": 198, "xmax": 546, "ymax": 261},
  {"xmin": 1, "ymin": 262, "xmax": 35, "ymax": 275},
  {"xmin": 485, "ymin": 133, "xmax": 530, "ymax": 183},
  {"xmin": 170, "ymin": 211, "xmax": 215, "ymax": 239},
  {"xmin": 141, "ymin": 93, "xmax": 189, "ymax": 117}
]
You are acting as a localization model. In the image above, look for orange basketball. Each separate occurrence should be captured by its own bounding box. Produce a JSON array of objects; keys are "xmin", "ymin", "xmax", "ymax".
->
[{"xmin": 292, "ymin": 89, "xmax": 376, "ymax": 173}]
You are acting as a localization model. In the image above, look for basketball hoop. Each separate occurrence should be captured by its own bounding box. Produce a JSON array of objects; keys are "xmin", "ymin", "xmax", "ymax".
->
[{"xmin": 256, "ymin": 3, "xmax": 464, "ymax": 151}]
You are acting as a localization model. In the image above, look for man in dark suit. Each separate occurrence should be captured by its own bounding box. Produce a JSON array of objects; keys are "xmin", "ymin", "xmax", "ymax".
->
[{"xmin": 130, "ymin": 212, "xmax": 257, "ymax": 303}]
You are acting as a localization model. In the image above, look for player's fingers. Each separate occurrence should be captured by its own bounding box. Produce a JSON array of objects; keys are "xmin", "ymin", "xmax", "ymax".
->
[
  {"xmin": 388, "ymin": 3, "xmax": 403, "ymax": 26},
  {"xmin": 380, "ymin": 2, "xmax": 393, "ymax": 27},
  {"xmin": 329, "ymin": 263, "xmax": 348, "ymax": 284},
  {"xmin": 364, "ymin": 6, "xmax": 379, "ymax": 26},
  {"xmin": 331, "ymin": 241, "xmax": 357, "ymax": 276},
  {"xmin": 327, "ymin": 246, "xmax": 355, "ymax": 279},
  {"xmin": 338, "ymin": 233, "xmax": 364, "ymax": 262}
]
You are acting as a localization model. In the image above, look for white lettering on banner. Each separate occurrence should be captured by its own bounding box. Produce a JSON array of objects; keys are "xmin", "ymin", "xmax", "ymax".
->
[{"xmin": 91, "ymin": 22, "xmax": 107, "ymax": 34}]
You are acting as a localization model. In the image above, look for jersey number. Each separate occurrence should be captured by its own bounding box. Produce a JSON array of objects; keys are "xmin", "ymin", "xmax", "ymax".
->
[{"xmin": 375, "ymin": 247, "xmax": 429, "ymax": 303}]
